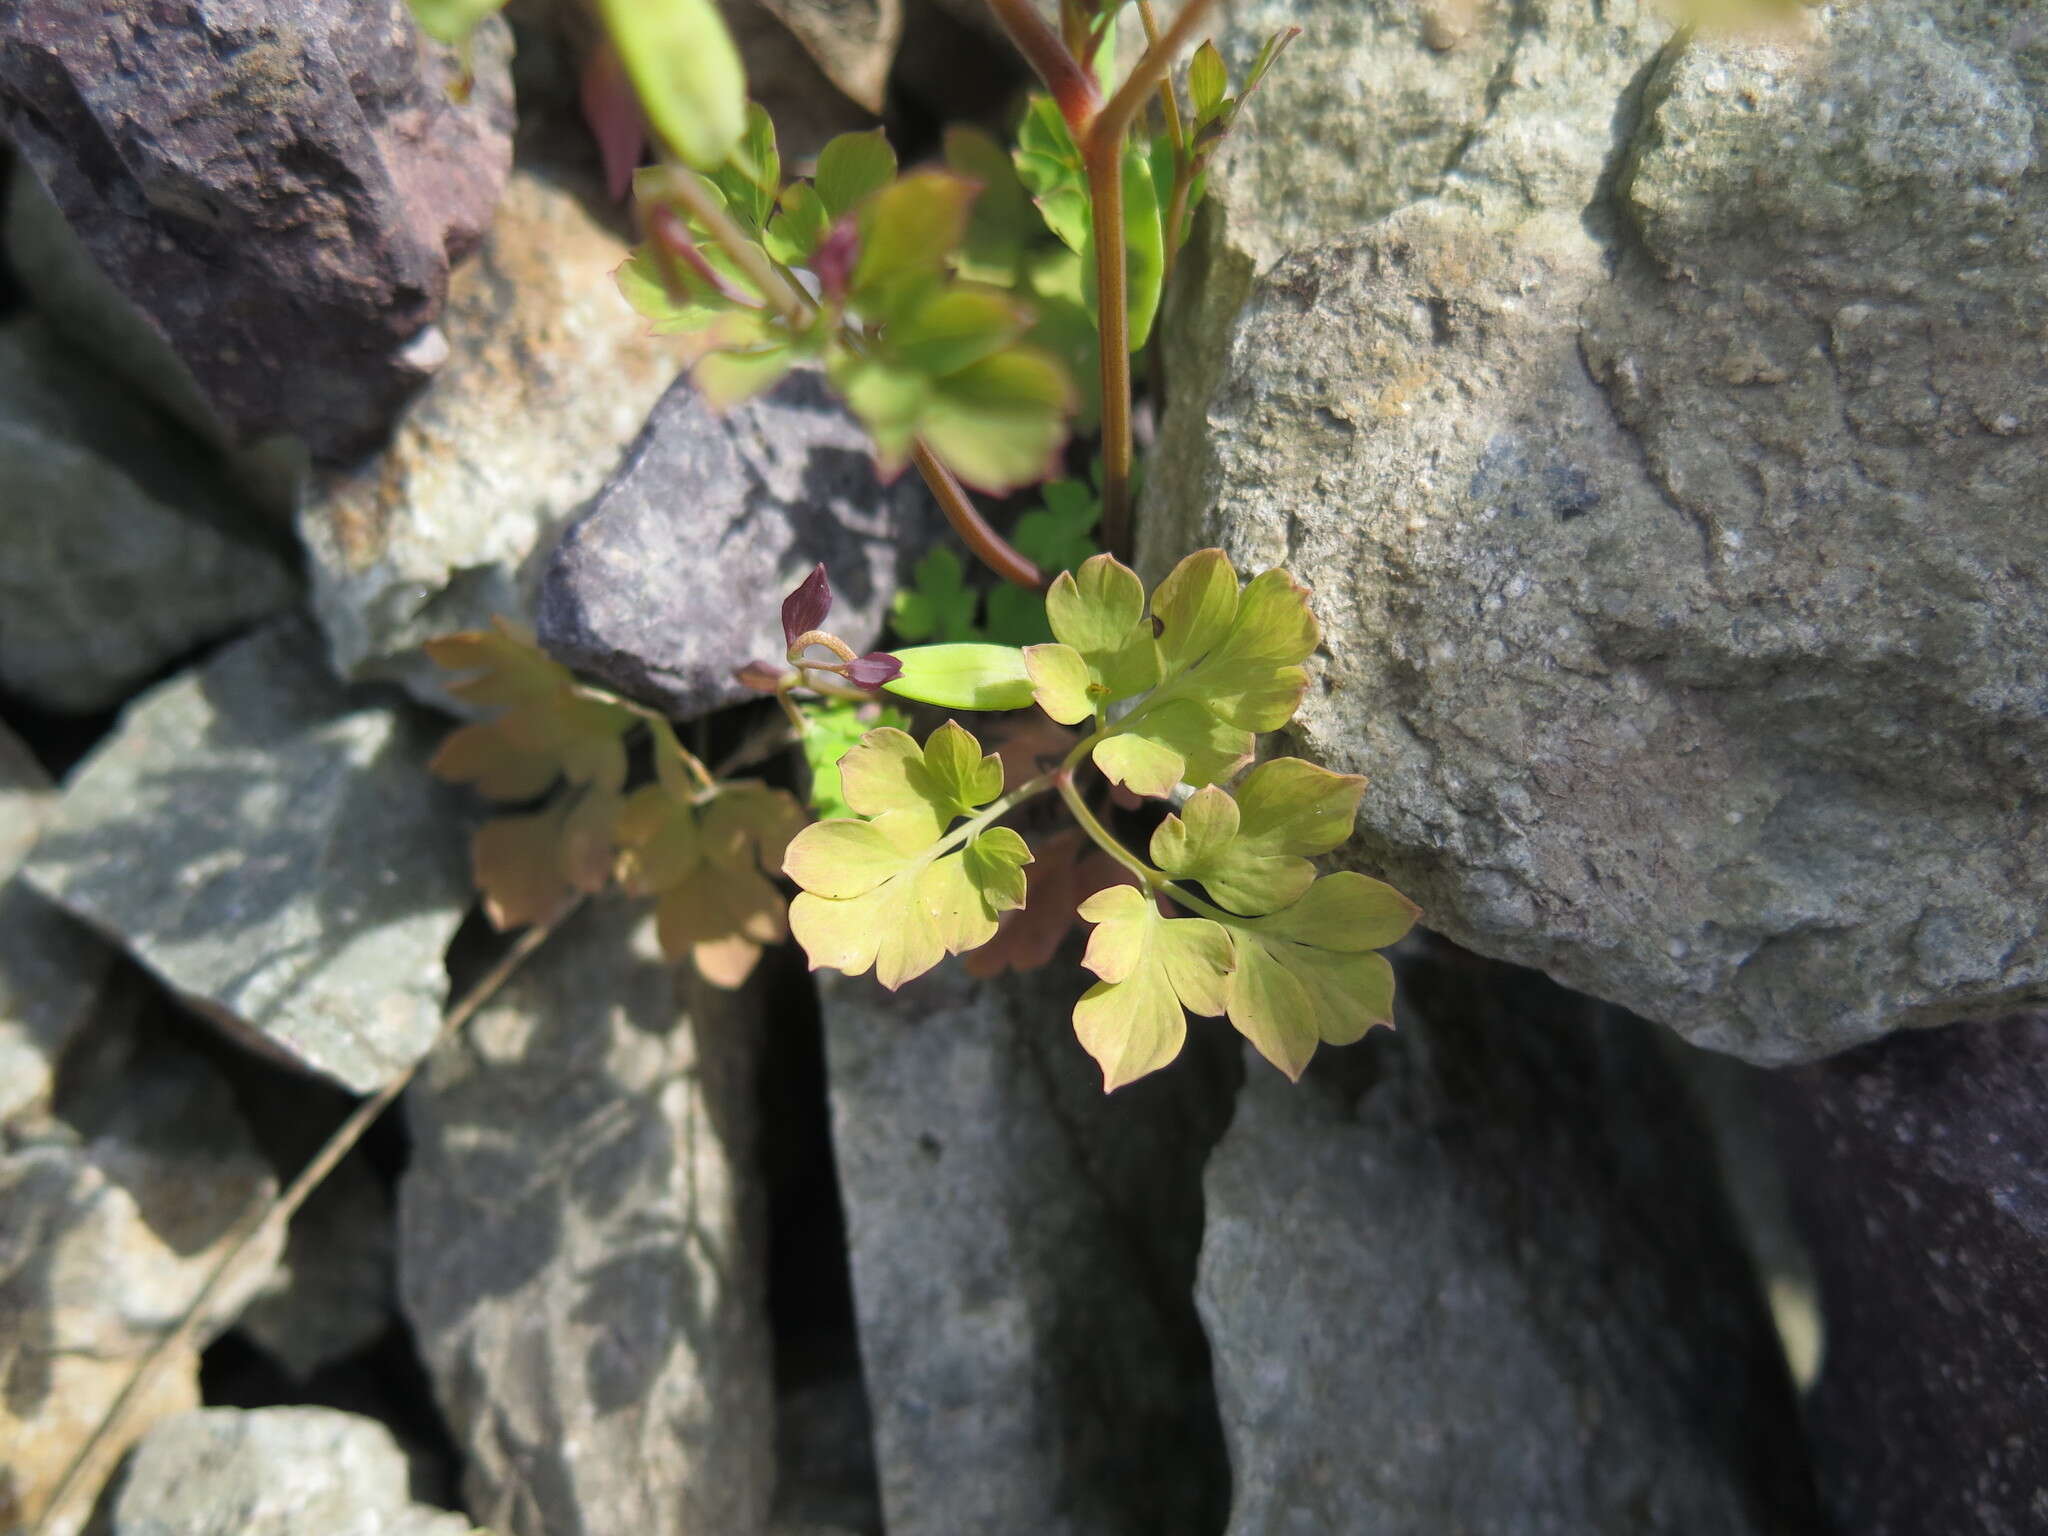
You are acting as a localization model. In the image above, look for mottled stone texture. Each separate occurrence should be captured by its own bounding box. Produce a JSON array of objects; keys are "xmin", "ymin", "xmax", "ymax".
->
[
  {"xmin": 300, "ymin": 162, "xmax": 679, "ymax": 699},
  {"xmin": 0, "ymin": 314, "xmax": 295, "ymax": 713},
  {"xmin": 821, "ymin": 963, "xmax": 1235, "ymax": 1536},
  {"xmin": 1144, "ymin": 0, "xmax": 2048, "ymax": 1061},
  {"xmin": 112, "ymin": 1408, "xmax": 471, "ymax": 1536},
  {"xmin": 23, "ymin": 620, "xmax": 470, "ymax": 1092},
  {"xmin": 400, "ymin": 902, "xmax": 775, "ymax": 1536},
  {"xmin": 538, "ymin": 371, "xmax": 942, "ymax": 720},
  {"xmin": 1198, "ymin": 940, "xmax": 1821, "ymax": 1534},
  {"xmin": 1769, "ymin": 1015, "xmax": 2048, "ymax": 1536},
  {"xmin": 0, "ymin": 0, "xmax": 514, "ymax": 463}
]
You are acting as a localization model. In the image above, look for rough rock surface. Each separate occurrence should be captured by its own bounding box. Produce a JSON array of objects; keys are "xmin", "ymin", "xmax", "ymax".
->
[
  {"xmin": 0, "ymin": 1, "xmax": 514, "ymax": 464},
  {"xmin": 300, "ymin": 162, "xmax": 679, "ymax": 698},
  {"xmin": 538, "ymin": 370, "xmax": 942, "ymax": 720},
  {"xmin": 0, "ymin": 1015, "xmax": 283, "ymax": 1536},
  {"xmin": 747, "ymin": 0, "xmax": 902, "ymax": 114},
  {"xmin": 23, "ymin": 620, "xmax": 470, "ymax": 1093},
  {"xmin": 0, "ymin": 315, "xmax": 297, "ymax": 713},
  {"xmin": 1143, "ymin": 0, "xmax": 2048, "ymax": 1061},
  {"xmin": 0, "ymin": 720, "xmax": 112, "ymax": 1129},
  {"xmin": 1197, "ymin": 939, "xmax": 1819, "ymax": 1534},
  {"xmin": 111, "ymin": 1407, "xmax": 471, "ymax": 1536},
  {"xmin": 238, "ymin": 1146, "xmax": 393, "ymax": 1380},
  {"xmin": 821, "ymin": 962, "xmax": 1234, "ymax": 1535},
  {"xmin": 1768, "ymin": 1014, "xmax": 2048, "ymax": 1536},
  {"xmin": 399, "ymin": 901, "xmax": 774, "ymax": 1536}
]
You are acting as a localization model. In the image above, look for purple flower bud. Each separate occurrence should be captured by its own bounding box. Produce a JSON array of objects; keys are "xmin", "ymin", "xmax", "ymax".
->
[
  {"xmin": 781, "ymin": 564, "xmax": 832, "ymax": 651},
  {"xmin": 814, "ymin": 219, "xmax": 859, "ymax": 304},
  {"xmin": 841, "ymin": 651, "xmax": 904, "ymax": 690}
]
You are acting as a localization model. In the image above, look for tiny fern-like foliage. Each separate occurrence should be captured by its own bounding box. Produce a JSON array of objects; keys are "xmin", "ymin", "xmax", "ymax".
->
[{"xmin": 783, "ymin": 550, "xmax": 1421, "ymax": 1090}]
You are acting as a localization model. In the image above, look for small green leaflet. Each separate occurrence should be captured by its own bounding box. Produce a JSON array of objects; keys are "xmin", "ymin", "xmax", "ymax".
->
[
  {"xmin": 891, "ymin": 547, "xmax": 981, "ymax": 644},
  {"xmin": 800, "ymin": 697, "xmax": 910, "ymax": 819},
  {"xmin": 1072, "ymin": 886, "xmax": 1231, "ymax": 1091},
  {"xmin": 784, "ymin": 722, "xmax": 1032, "ymax": 988},
  {"xmin": 1024, "ymin": 554, "xmax": 1160, "ymax": 725},
  {"xmin": 1150, "ymin": 758, "xmax": 1366, "ymax": 916}
]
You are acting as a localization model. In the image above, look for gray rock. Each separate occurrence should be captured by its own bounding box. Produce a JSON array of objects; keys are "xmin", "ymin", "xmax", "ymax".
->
[
  {"xmin": 238, "ymin": 1146, "xmax": 394, "ymax": 1380},
  {"xmin": 821, "ymin": 962, "xmax": 1234, "ymax": 1535},
  {"xmin": 0, "ymin": 715, "xmax": 50, "ymax": 879},
  {"xmin": 0, "ymin": 0, "xmax": 514, "ymax": 464},
  {"xmin": 1767, "ymin": 1013, "xmax": 2048, "ymax": 1536},
  {"xmin": 23, "ymin": 619, "xmax": 470, "ymax": 1093},
  {"xmin": 1197, "ymin": 940, "xmax": 1819, "ymax": 1534},
  {"xmin": 537, "ymin": 370, "xmax": 942, "ymax": 720},
  {"xmin": 1143, "ymin": 0, "xmax": 2048, "ymax": 1062},
  {"xmin": 300, "ymin": 162, "xmax": 680, "ymax": 700},
  {"xmin": 0, "ymin": 314, "xmax": 297, "ymax": 713},
  {"xmin": 0, "ymin": 716, "xmax": 113, "ymax": 1129},
  {"xmin": 399, "ymin": 900, "xmax": 774, "ymax": 1536},
  {"xmin": 111, "ymin": 1407, "xmax": 471, "ymax": 1536},
  {"xmin": 1, "ymin": 1013, "xmax": 284, "ymax": 1536}
]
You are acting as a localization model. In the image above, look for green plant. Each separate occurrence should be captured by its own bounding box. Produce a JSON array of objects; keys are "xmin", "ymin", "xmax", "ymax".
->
[{"xmin": 412, "ymin": 0, "xmax": 1420, "ymax": 1089}]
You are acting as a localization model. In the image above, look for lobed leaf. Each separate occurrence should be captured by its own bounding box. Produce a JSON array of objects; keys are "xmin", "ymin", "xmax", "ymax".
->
[
  {"xmin": 816, "ymin": 129, "xmax": 899, "ymax": 218},
  {"xmin": 891, "ymin": 547, "xmax": 980, "ymax": 644},
  {"xmin": 784, "ymin": 720, "xmax": 1030, "ymax": 988},
  {"xmin": 1071, "ymin": 885, "xmax": 1233, "ymax": 1090},
  {"xmin": 1150, "ymin": 758, "xmax": 1366, "ymax": 915}
]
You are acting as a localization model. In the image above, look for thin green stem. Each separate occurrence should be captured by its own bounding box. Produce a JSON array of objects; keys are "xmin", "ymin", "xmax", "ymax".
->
[
  {"xmin": 1091, "ymin": 0, "xmax": 1221, "ymax": 152},
  {"xmin": 1057, "ymin": 767, "xmax": 1160, "ymax": 889},
  {"xmin": 934, "ymin": 771, "xmax": 1059, "ymax": 859},
  {"xmin": 1135, "ymin": 0, "xmax": 1187, "ymax": 154}
]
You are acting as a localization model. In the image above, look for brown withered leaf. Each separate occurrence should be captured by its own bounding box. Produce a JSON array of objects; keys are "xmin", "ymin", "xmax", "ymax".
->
[
  {"xmin": 617, "ymin": 776, "xmax": 805, "ymax": 987},
  {"xmin": 426, "ymin": 619, "xmax": 634, "ymax": 800}
]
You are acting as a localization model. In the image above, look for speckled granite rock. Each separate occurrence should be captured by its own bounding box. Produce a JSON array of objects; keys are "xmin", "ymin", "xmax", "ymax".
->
[
  {"xmin": 0, "ymin": 0, "xmax": 514, "ymax": 463},
  {"xmin": 111, "ymin": 1407, "xmax": 471, "ymax": 1536},
  {"xmin": 1768, "ymin": 1013, "xmax": 2048, "ymax": 1536},
  {"xmin": 821, "ymin": 962, "xmax": 1235, "ymax": 1536},
  {"xmin": 23, "ymin": 620, "xmax": 469, "ymax": 1092},
  {"xmin": 536, "ymin": 370, "xmax": 942, "ymax": 720},
  {"xmin": 1144, "ymin": 0, "xmax": 2048, "ymax": 1061},
  {"xmin": 300, "ymin": 162, "xmax": 679, "ymax": 701},
  {"xmin": 400, "ymin": 901, "xmax": 774, "ymax": 1536}
]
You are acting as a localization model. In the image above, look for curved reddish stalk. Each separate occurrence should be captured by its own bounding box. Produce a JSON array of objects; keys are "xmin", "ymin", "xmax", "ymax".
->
[{"xmin": 913, "ymin": 440, "xmax": 1048, "ymax": 592}]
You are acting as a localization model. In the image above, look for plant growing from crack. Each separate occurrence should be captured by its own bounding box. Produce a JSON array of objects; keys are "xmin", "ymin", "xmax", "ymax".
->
[{"xmin": 411, "ymin": 0, "xmax": 1417, "ymax": 1088}]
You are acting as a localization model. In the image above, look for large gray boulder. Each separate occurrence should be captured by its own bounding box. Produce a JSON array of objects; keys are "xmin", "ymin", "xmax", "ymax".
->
[
  {"xmin": 537, "ymin": 370, "xmax": 943, "ymax": 720},
  {"xmin": 111, "ymin": 1407, "xmax": 470, "ymax": 1536},
  {"xmin": 1768, "ymin": 1013, "xmax": 2048, "ymax": 1536},
  {"xmin": 821, "ymin": 962, "xmax": 1234, "ymax": 1536},
  {"xmin": 399, "ymin": 900, "xmax": 775, "ymax": 1536},
  {"xmin": 23, "ymin": 620, "xmax": 471, "ymax": 1093},
  {"xmin": 1143, "ymin": 0, "xmax": 2048, "ymax": 1062},
  {"xmin": 1197, "ymin": 941, "xmax": 1819, "ymax": 1534},
  {"xmin": 0, "ymin": 0, "xmax": 514, "ymax": 464},
  {"xmin": 0, "ymin": 315, "xmax": 296, "ymax": 713}
]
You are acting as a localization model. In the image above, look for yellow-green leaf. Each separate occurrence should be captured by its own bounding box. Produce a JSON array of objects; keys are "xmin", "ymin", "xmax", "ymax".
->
[
  {"xmin": 1150, "ymin": 759, "xmax": 1367, "ymax": 915},
  {"xmin": 1071, "ymin": 885, "xmax": 1234, "ymax": 1091},
  {"xmin": 815, "ymin": 129, "xmax": 899, "ymax": 217}
]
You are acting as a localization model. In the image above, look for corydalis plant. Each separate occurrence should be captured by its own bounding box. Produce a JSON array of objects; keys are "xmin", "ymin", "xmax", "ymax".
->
[{"xmin": 780, "ymin": 549, "xmax": 1420, "ymax": 1088}]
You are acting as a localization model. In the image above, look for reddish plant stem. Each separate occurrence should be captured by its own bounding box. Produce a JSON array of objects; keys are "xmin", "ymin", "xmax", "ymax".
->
[
  {"xmin": 1083, "ymin": 136, "xmax": 1134, "ymax": 560},
  {"xmin": 985, "ymin": 0, "xmax": 1100, "ymax": 133},
  {"xmin": 912, "ymin": 440, "xmax": 1047, "ymax": 592}
]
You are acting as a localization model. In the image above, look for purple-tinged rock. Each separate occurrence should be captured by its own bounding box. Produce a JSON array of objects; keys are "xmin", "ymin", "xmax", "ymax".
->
[
  {"xmin": 536, "ymin": 370, "xmax": 942, "ymax": 720},
  {"xmin": 0, "ymin": 0, "xmax": 514, "ymax": 464}
]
